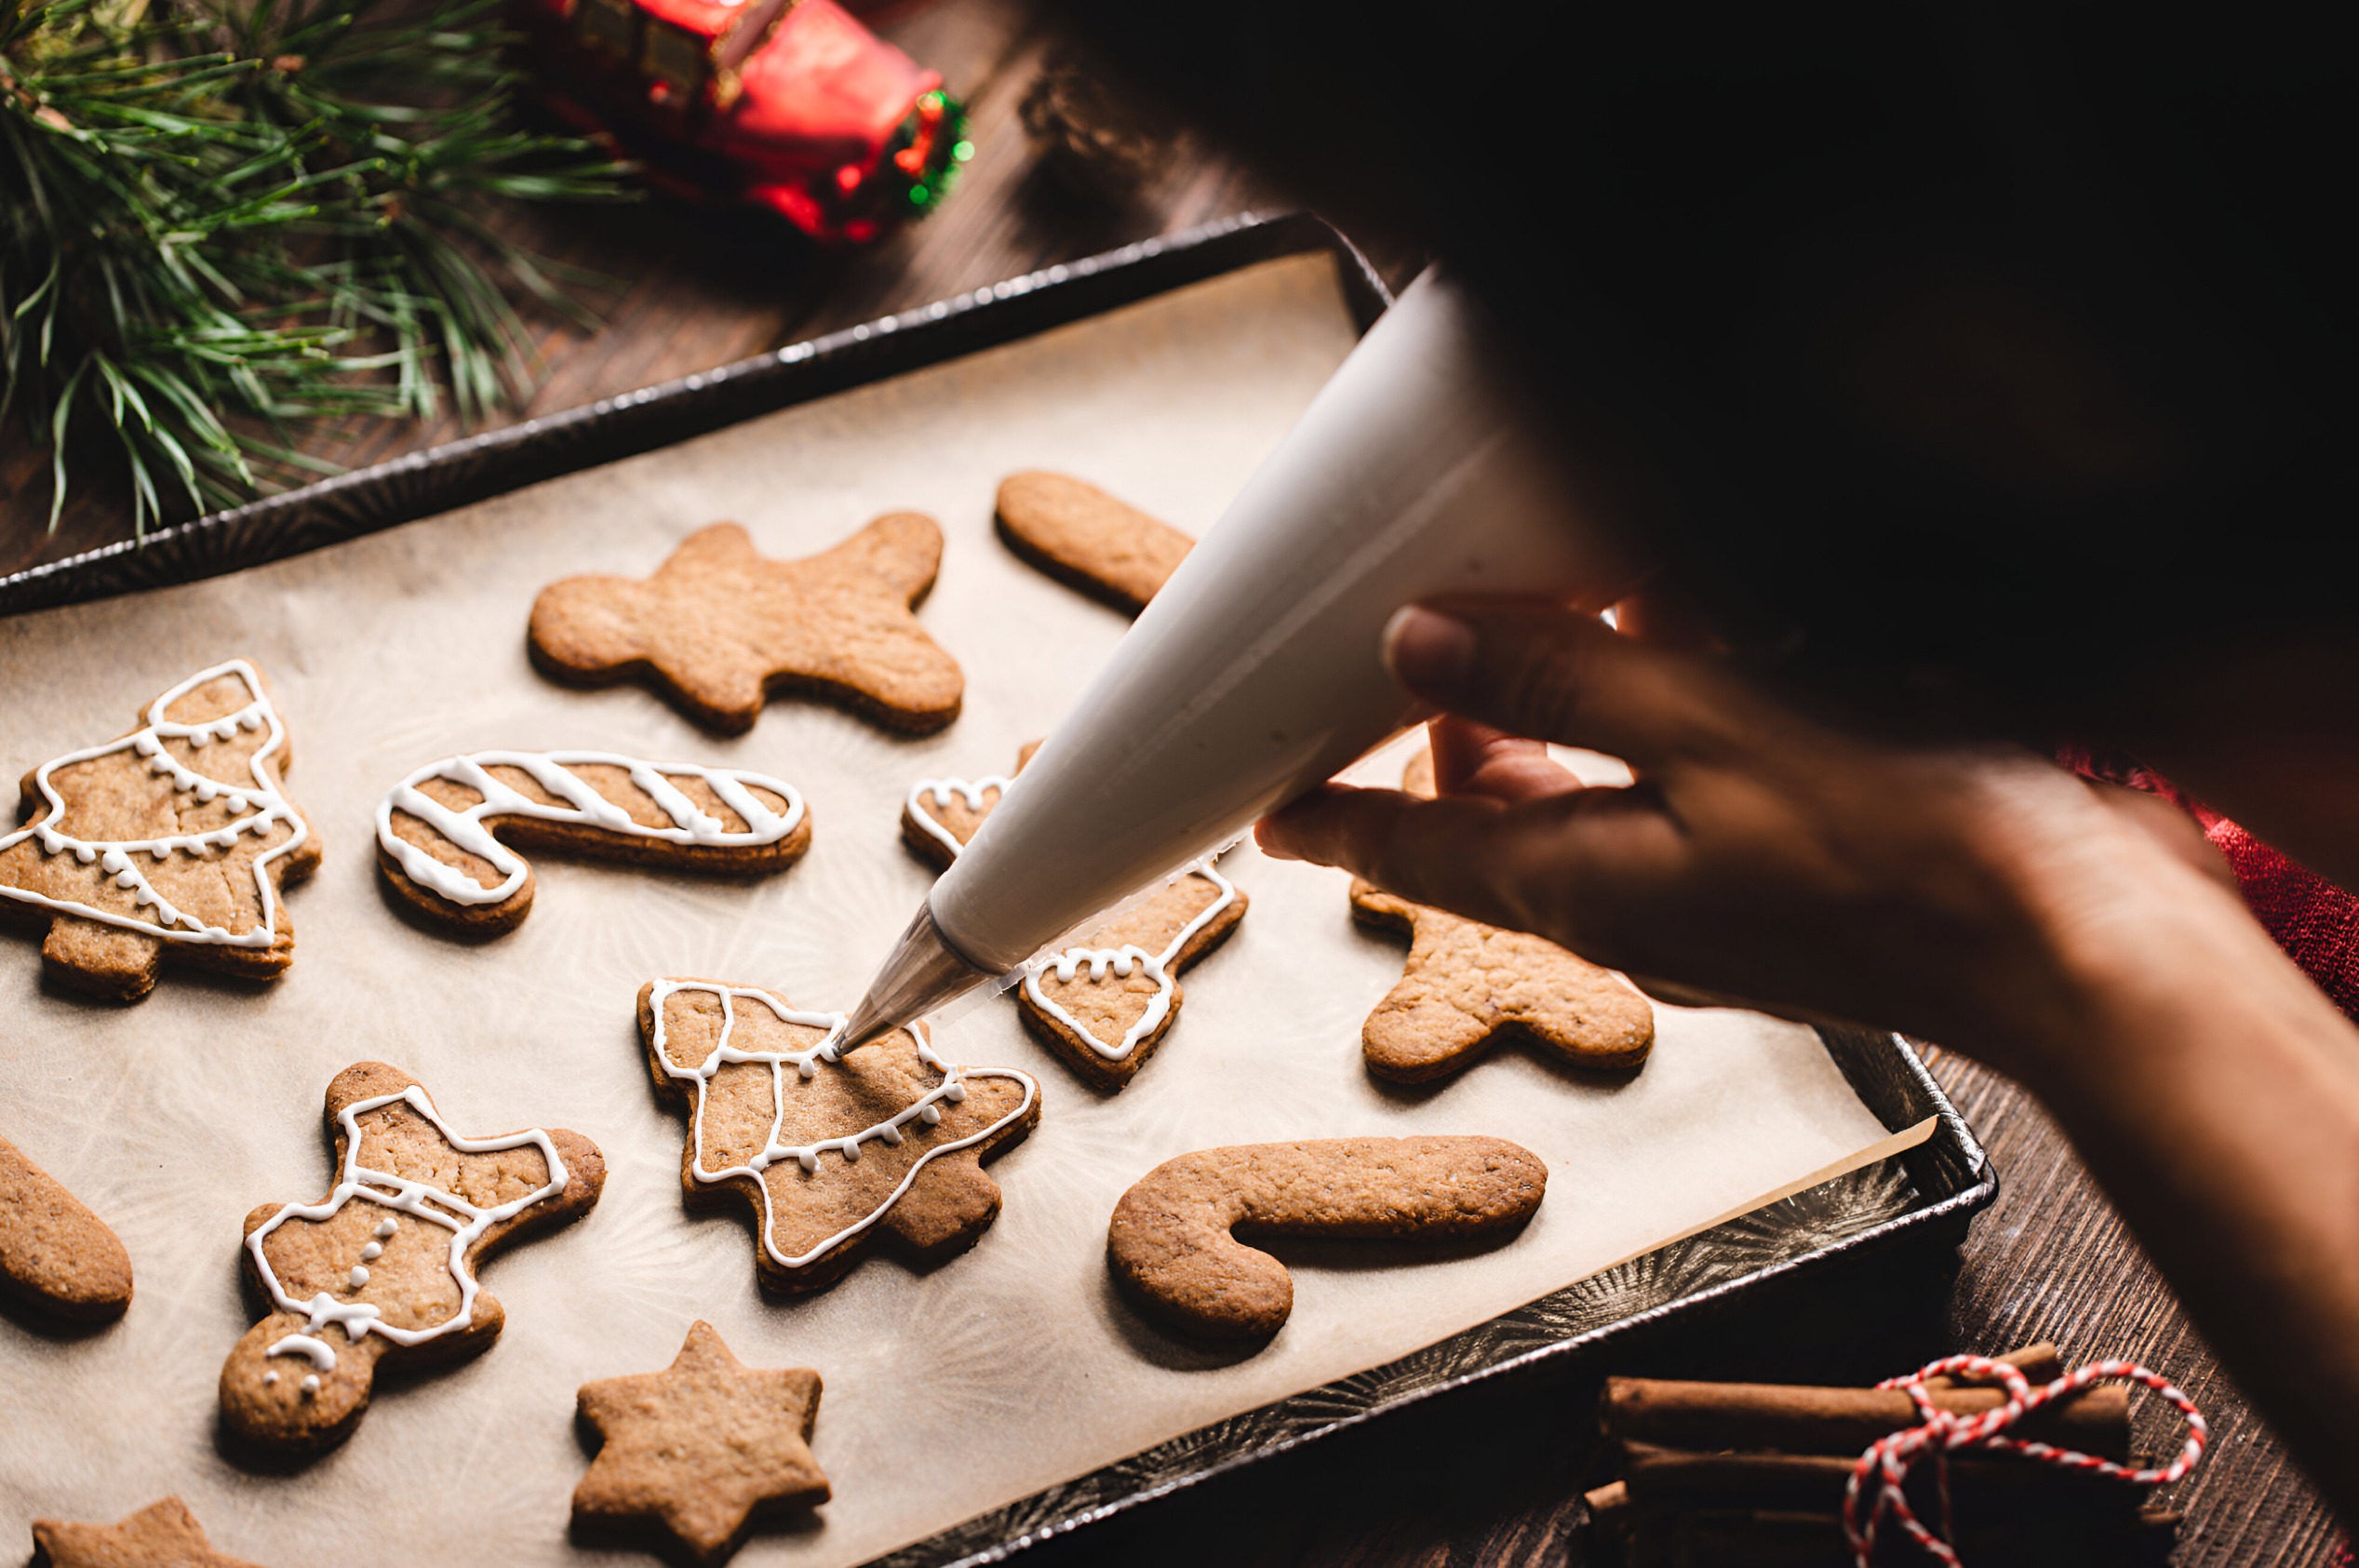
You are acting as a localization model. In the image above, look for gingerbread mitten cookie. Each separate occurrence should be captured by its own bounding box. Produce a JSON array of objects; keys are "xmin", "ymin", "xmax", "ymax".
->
[
  {"xmin": 903, "ymin": 744, "xmax": 1245, "ymax": 1087},
  {"xmin": 573, "ymin": 1320, "xmax": 829, "ymax": 1565},
  {"xmin": 0, "ymin": 659, "xmax": 318, "ymax": 999},
  {"xmin": 0, "ymin": 1132, "xmax": 132, "ymax": 1321},
  {"xmin": 31, "ymin": 1497, "xmax": 267, "ymax": 1568},
  {"xmin": 376, "ymin": 750, "xmax": 810, "ymax": 935},
  {"xmin": 1352, "ymin": 751, "xmax": 1653, "ymax": 1082},
  {"xmin": 638, "ymin": 980, "xmax": 1038, "ymax": 1293},
  {"xmin": 1109, "ymin": 1136, "xmax": 1548, "ymax": 1341},
  {"xmin": 995, "ymin": 472, "xmax": 1193, "ymax": 613},
  {"xmin": 529, "ymin": 516, "xmax": 962, "ymax": 734},
  {"xmin": 221, "ymin": 1063, "xmax": 605, "ymax": 1454}
]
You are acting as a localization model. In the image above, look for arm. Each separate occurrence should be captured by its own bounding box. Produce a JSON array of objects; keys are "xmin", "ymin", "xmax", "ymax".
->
[{"xmin": 1260, "ymin": 599, "xmax": 2359, "ymax": 1514}]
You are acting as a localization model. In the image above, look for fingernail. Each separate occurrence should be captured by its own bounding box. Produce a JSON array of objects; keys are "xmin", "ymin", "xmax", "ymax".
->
[{"xmin": 1381, "ymin": 606, "xmax": 1478, "ymax": 693}]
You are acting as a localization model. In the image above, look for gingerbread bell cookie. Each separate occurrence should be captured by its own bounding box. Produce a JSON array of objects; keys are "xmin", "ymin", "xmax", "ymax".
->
[
  {"xmin": 1351, "ymin": 751, "xmax": 1654, "ymax": 1082},
  {"xmin": 31, "ymin": 1497, "xmax": 267, "ymax": 1568},
  {"xmin": 221, "ymin": 1062, "xmax": 604, "ymax": 1454},
  {"xmin": 375, "ymin": 750, "xmax": 811, "ymax": 935},
  {"xmin": 637, "ymin": 980, "xmax": 1038, "ymax": 1293},
  {"xmin": 0, "ymin": 659, "xmax": 317, "ymax": 999},
  {"xmin": 573, "ymin": 1320, "xmax": 829, "ymax": 1565},
  {"xmin": 0, "ymin": 1131, "xmax": 132, "ymax": 1322},
  {"xmin": 1108, "ymin": 1136, "xmax": 1548, "ymax": 1341},
  {"xmin": 903, "ymin": 744, "xmax": 1246, "ymax": 1087},
  {"xmin": 529, "ymin": 516, "xmax": 963, "ymax": 734},
  {"xmin": 995, "ymin": 471, "xmax": 1193, "ymax": 613}
]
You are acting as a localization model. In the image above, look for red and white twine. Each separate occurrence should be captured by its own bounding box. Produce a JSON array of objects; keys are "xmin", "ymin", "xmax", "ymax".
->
[{"xmin": 1842, "ymin": 1353, "xmax": 2207, "ymax": 1566}]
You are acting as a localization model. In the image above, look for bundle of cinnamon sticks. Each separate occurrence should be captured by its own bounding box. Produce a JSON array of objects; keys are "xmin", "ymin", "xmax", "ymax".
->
[{"xmin": 1586, "ymin": 1345, "xmax": 2181, "ymax": 1566}]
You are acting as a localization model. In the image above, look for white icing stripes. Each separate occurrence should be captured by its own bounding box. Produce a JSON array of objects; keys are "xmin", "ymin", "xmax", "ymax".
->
[
  {"xmin": 0, "ymin": 659, "xmax": 307, "ymax": 947},
  {"xmin": 246, "ymin": 1086, "xmax": 569, "ymax": 1373},
  {"xmin": 1022, "ymin": 864, "xmax": 1239, "ymax": 1062},
  {"xmin": 374, "ymin": 751, "xmax": 806, "ymax": 906},
  {"xmin": 647, "ymin": 980, "xmax": 1038, "ymax": 1271}
]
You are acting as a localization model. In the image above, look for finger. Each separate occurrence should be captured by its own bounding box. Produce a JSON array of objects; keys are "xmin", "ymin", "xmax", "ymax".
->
[
  {"xmin": 2085, "ymin": 778, "xmax": 2237, "ymax": 891},
  {"xmin": 1427, "ymin": 717, "xmax": 1583, "ymax": 804}
]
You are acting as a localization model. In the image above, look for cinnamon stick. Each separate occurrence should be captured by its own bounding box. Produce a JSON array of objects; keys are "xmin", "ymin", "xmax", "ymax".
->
[
  {"xmin": 1923, "ymin": 1341, "xmax": 2065, "ymax": 1389},
  {"xmin": 1618, "ymin": 1440, "xmax": 2146, "ymax": 1518},
  {"xmin": 1602, "ymin": 1375, "xmax": 2127, "ymax": 1460}
]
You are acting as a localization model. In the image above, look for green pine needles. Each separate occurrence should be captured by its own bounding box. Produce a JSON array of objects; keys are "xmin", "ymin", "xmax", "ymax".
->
[{"xmin": 2, "ymin": 0, "xmax": 630, "ymax": 536}]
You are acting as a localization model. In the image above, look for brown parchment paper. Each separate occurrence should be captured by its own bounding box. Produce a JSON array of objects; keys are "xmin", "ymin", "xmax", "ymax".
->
[{"xmin": 0, "ymin": 252, "xmax": 1894, "ymax": 1568}]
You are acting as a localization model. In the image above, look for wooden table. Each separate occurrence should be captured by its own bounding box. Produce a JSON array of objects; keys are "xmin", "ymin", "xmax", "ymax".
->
[{"xmin": 0, "ymin": 1, "xmax": 2337, "ymax": 1561}]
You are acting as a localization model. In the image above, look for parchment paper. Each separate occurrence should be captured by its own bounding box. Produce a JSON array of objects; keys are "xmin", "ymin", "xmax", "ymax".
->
[{"xmin": 0, "ymin": 252, "xmax": 1894, "ymax": 1567}]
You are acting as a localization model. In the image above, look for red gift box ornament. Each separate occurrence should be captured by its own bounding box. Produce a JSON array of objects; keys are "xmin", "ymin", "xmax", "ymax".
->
[{"xmin": 512, "ymin": 0, "xmax": 971, "ymax": 242}]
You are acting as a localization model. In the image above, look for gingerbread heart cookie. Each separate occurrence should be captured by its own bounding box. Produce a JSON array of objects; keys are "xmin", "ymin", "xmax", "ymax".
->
[
  {"xmin": 221, "ymin": 1062, "xmax": 605, "ymax": 1454},
  {"xmin": 1351, "ymin": 750, "xmax": 1654, "ymax": 1081},
  {"xmin": 995, "ymin": 472, "xmax": 1193, "ymax": 613},
  {"xmin": 0, "ymin": 1131, "xmax": 132, "ymax": 1322},
  {"xmin": 637, "ymin": 980, "xmax": 1038, "ymax": 1293},
  {"xmin": 529, "ymin": 516, "xmax": 962, "ymax": 734},
  {"xmin": 375, "ymin": 750, "xmax": 810, "ymax": 935},
  {"xmin": 0, "ymin": 659, "xmax": 318, "ymax": 999}
]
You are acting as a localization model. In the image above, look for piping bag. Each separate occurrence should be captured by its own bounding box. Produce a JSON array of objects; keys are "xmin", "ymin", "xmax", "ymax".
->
[{"xmin": 839, "ymin": 268, "xmax": 1637, "ymax": 1052}]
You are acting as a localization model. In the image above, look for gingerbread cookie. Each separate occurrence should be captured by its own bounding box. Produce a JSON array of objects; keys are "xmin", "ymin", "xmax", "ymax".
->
[
  {"xmin": 1108, "ymin": 1136, "xmax": 1548, "ymax": 1341},
  {"xmin": 1351, "ymin": 751, "xmax": 1654, "ymax": 1081},
  {"xmin": 573, "ymin": 1320, "xmax": 829, "ymax": 1565},
  {"xmin": 221, "ymin": 1062, "xmax": 605, "ymax": 1454},
  {"xmin": 0, "ymin": 1132, "xmax": 132, "ymax": 1322},
  {"xmin": 31, "ymin": 1497, "xmax": 265, "ymax": 1568},
  {"xmin": 529, "ymin": 516, "xmax": 962, "ymax": 734},
  {"xmin": 995, "ymin": 472, "xmax": 1194, "ymax": 613},
  {"xmin": 0, "ymin": 659, "xmax": 317, "ymax": 999},
  {"xmin": 375, "ymin": 750, "xmax": 811, "ymax": 935},
  {"xmin": 903, "ymin": 744, "xmax": 1245, "ymax": 1087},
  {"xmin": 638, "ymin": 979, "xmax": 1039, "ymax": 1293}
]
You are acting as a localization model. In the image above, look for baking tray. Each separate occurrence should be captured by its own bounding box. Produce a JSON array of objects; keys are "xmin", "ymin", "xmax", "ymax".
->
[{"xmin": 0, "ymin": 212, "xmax": 1994, "ymax": 1562}]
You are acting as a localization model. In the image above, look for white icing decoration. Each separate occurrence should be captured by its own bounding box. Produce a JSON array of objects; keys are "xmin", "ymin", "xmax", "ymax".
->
[
  {"xmin": 374, "ymin": 751, "xmax": 807, "ymax": 907},
  {"xmin": 0, "ymin": 659, "xmax": 308, "ymax": 947},
  {"xmin": 348, "ymin": 1266, "xmax": 370, "ymax": 1289},
  {"xmin": 360, "ymin": 1241, "xmax": 382, "ymax": 1261},
  {"xmin": 266, "ymin": 1333, "xmax": 339, "ymax": 1371},
  {"xmin": 244, "ymin": 1085, "xmax": 569, "ymax": 1370},
  {"xmin": 904, "ymin": 774, "xmax": 1012, "ymax": 859},
  {"xmin": 262, "ymin": 1371, "xmax": 278, "ymax": 1387},
  {"xmin": 302, "ymin": 1375, "xmax": 320, "ymax": 1395},
  {"xmin": 375, "ymin": 1218, "xmax": 397, "ymax": 1238},
  {"xmin": 647, "ymin": 980, "xmax": 1037, "ymax": 1271}
]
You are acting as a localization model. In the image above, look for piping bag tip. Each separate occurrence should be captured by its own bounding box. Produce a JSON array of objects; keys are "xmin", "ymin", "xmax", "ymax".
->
[{"xmin": 837, "ymin": 899, "xmax": 997, "ymax": 1055}]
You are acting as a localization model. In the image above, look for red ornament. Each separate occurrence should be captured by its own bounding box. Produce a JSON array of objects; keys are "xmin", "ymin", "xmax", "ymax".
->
[{"xmin": 509, "ymin": 0, "xmax": 969, "ymax": 242}]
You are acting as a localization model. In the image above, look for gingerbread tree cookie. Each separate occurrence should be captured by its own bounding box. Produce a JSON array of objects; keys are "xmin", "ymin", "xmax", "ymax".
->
[
  {"xmin": 376, "ymin": 749, "xmax": 811, "ymax": 935},
  {"xmin": 529, "ymin": 516, "xmax": 963, "ymax": 734},
  {"xmin": 1351, "ymin": 751, "xmax": 1654, "ymax": 1081},
  {"xmin": 0, "ymin": 659, "xmax": 318, "ymax": 1000},
  {"xmin": 221, "ymin": 1062, "xmax": 605, "ymax": 1455},
  {"xmin": 0, "ymin": 1130, "xmax": 132, "ymax": 1322},
  {"xmin": 902, "ymin": 744, "xmax": 1246, "ymax": 1088},
  {"xmin": 573, "ymin": 1320, "xmax": 829, "ymax": 1565},
  {"xmin": 995, "ymin": 472, "xmax": 1194, "ymax": 613},
  {"xmin": 32, "ymin": 1497, "xmax": 267, "ymax": 1568},
  {"xmin": 637, "ymin": 979, "xmax": 1039, "ymax": 1293}
]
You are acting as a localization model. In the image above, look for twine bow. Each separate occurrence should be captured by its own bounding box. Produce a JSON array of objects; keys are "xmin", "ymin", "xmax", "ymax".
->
[{"xmin": 1842, "ymin": 1354, "xmax": 2207, "ymax": 1565}]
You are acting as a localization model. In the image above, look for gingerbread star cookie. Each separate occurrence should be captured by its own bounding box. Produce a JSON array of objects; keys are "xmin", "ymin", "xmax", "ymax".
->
[
  {"xmin": 995, "ymin": 472, "xmax": 1194, "ymax": 613},
  {"xmin": 903, "ymin": 744, "xmax": 1246, "ymax": 1088},
  {"xmin": 637, "ymin": 979, "xmax": 1039, "ymax": 1293},
  {"xmin": 1, "ymin": 1131, "xmax": 132, "ymax": 1322},
  {"xmin": 220, "ymin": 1062, "xmax": 605, "ymax": 1454},
  {"xmin": 31, "ymin": 1497, "xmax": 267, "ymax": 1568},
  {"xmin": 529, "ymin": 516, "xmax": 963, "ymax": 734},
  {"xmin": 1351, "ymin": 751, "xmax": 1654, "ymax": 1082},
  {"xmin": 0, "ymin": 658, "xmax": 318, "ymax": 999},
  {"xmin": 375, "ymin": 749, "xmax": 811, "ymax": 935},
  {"xmin": 573, "ymin": 1320, "xmax": 829, "ymax": 1565}
]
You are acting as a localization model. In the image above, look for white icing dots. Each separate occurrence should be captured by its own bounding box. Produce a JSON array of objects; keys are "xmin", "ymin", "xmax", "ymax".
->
[
  {"xmin": 360, "ymin": 1242, "xmax": 382, "ymax": 1261},
  {"xmin": 375, "ymin": 1218, "xmax": 397, "ymax": 1239},
  {"xmin": 347, "ymin": 1266, "xmax": 370, "ymax": 1290},
  {"xmin": 301, "ymin": 1375, "xmax": 320, "ymax": 1396},
  {"xmin": 262, "ymin": 1371, "xmax": 278, "ymax": 1387}
]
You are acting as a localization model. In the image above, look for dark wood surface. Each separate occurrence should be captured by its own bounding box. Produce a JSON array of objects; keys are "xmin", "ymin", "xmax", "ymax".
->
[{"xmin": 0, "ymin": 1, "xmax": 2337, "ymax": 1561}]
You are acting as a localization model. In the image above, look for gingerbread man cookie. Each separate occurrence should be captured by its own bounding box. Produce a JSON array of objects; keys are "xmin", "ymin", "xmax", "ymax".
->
[
  {"xmin": 995, "ymin": 472, "xmax": 1194, "ymax": 613},
  {"xmin": 375, "ymin": 750, "xmax": 811, "ymax": 935},
  {"xmin": 903, "ymin": 744, "xmax": 1246, "ymax": 1087},
  {"xmin": 31, "ymin": 1497, "xmax": 266, "ymax": 1568},
  {"xmin": 1108, "ymin": 1136, "xmax": 1548, "ymax": 1341},
  {"xmin": 0, "ymin": 1131, "xmax": 132, "ymax": 1322},
  {"xmin": 221, "ymin": 1062, "xmax": 605, "ymax": 1454},
  {"xmin": 0, "ymin": 659, "xmax": 318, "ymax": 999},
  {"xmin": 1350, "ymin": 751, "xmax": 1654, "ymax": 1082},
  {"xmin": 637, "ymin": 980, "xmax": 1039, "ymax": 1293},
  {"xmin": 529, "ymin": 516, "xmax": 963, "ymax": 734},
  {"xmin": 573, "ymin": 1320, "xmax": 829, "ymax": 1565}
]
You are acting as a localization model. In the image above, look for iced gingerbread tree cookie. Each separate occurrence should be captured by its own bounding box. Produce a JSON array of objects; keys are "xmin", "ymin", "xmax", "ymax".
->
[
  {"xmin": 637, "ymin": 979, "xmax": 1038, "ymax": 1293},
  {"xmin": 0, "ymin": 1130, "xmax": 133, "ymax": 1322},
  {"xmin": 1351, "ymin": 751, "xmax": 1655, "ymax": 1082},
  {"xmin": 375, "ymin": 750, "xmax": 811, "ymax": 935},
  {"xmin": 220, "ymin": 1062, "xmax": 604, "ymax": 1454},
  {"xmin": 0, "ymin": 659, "xmax": 317, "ymax": 999},
  {"xmin": 995, "ymin": 472, "xmax": 1193, "ymax": 614},
  {"xmin": 902, "ymin": 743, "xmax": 1246, "ymax": 1088},
  {"xmin": 529, "ymin": 516, "xmax": 963, "ymax": 734}
]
